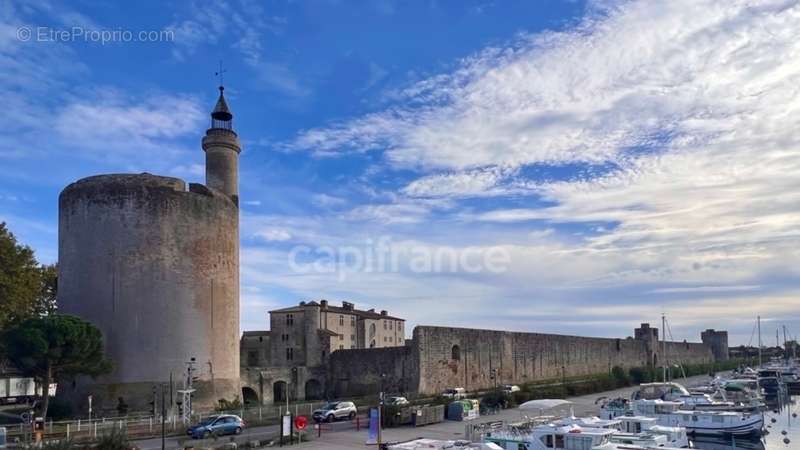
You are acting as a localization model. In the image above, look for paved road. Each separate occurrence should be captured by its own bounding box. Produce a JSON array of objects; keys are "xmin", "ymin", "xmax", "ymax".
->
[{"xmin": 132, "ymin": 417, "xmax": 362, "ymax": 450}]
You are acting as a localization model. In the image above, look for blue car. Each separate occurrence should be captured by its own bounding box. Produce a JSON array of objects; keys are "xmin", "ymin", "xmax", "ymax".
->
[{"xmin": 187, "ymin": 415, "xmax": 245, "ymax": 439}]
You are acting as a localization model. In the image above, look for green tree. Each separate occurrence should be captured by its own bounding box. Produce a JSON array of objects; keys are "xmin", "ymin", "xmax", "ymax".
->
[
  {"xmin": 1, "ymin": 314, "xmax": 112, "ymax": 418},
  {"xmin": 0, "ymin": 223, "xmax": 58, "ymax": 329},
  {"xmin": 0, "ymin": 222, "xmax": 42, "ymax": 328}
]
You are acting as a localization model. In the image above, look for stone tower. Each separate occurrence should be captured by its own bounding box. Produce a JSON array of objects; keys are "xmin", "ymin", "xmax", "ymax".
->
[
  {"xmin": 634, "ymin": 323, "xmax": 659, "ymax": 367},
  {"xmin": 57, "ymin": 86, "xmax": 242, "ymax": 413},
  {"xmin": 701, "ymin": 329, "xmax": 729, "ymax": 361}
]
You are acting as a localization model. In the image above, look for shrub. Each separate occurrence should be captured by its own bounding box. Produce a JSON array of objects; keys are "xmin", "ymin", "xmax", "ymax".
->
[
  {"xmin": 96, "ymin": 427, "xmax": 130, "ymax": 450},
  {"xmin": 480, "ymin": 391, "xmax": 510, "ymax": 410},
  {"xmin": 46, "ymin": 397, "xmax": 74, "ymax": 420},
  {"xmin": 45, "ymin": 440, "xmax": 74, "ymax": 450},
  {"xmin": 216, "ymin": 396, "xmax": 242, "ymax": 412},
  {"xmin": 611, "ymin": 366, "xmax": 630, "ymax": 387}
]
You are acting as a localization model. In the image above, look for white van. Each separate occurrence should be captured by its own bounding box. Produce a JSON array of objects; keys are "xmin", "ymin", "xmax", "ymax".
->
[{"xmin": 442, "ymin": 387, "xmax": 466, "ymax": 399}]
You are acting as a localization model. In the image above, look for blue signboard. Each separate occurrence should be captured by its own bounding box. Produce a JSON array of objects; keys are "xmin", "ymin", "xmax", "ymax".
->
[{"xmin": 366, "ymin": 408, "xmax": 379, "ymax": 445}]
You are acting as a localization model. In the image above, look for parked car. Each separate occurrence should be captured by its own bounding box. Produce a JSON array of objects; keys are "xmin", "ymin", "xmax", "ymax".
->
[
  {"xmin": 441, "ymin": 387, "xmax": 466, "ymax": 399},
  {"xmin": 187, "ymin": 415, "xmax": 245, "ymax": 439},
  {"xmin": 312, "ymin": 401, "xmax": 358, "ymax": 422},
  {"xmin": 385, "ymin": 396, "xmax": 409, "ymax": 406},
  {"xmin": 502, "ymin": 384, "xmax": 520, "ymax": 393}
]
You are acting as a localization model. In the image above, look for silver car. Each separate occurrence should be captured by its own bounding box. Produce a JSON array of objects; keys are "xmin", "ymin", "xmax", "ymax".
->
[{"xmin": 312, "ymin": 401, "xmax": 358, "ymax": 422}]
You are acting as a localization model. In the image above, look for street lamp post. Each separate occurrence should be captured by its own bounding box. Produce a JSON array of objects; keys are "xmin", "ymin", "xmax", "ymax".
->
[
  {"xmin": 160, "ymin": 384, "xmax": 166, "ymax": 450},
  {"xmin": 378, "ymin": 373, "xmax": 386, "ymax": 447}
]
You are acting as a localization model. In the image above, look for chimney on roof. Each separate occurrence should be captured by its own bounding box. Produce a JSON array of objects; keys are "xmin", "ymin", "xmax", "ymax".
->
[
  {"xmin": 300, "ymin": 301, "xmax": 306, "ymax": 306},
  {"xmin": 380, "ymin": 310, "xmax": 387, "ymax": 316},
  {"xmin": 342, "ymin": 301, "xmax": 355, "ymax": 311},
  {"xmin": 320, "ymin": 300, "xmax": 328, "ymax": 308},
  {"xmin": 368, "ymin": 308, "xmax": 375, "ymax": 313}
]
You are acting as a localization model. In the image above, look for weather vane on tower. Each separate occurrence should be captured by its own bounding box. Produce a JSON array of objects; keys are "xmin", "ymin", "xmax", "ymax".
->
[{"xmin": 215, "ymin": 60, "xmax": 227, "ymax": 89}]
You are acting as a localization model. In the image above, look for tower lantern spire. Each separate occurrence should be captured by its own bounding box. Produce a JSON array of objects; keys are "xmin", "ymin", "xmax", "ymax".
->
[{"xmin": 210, "ymin": 86, "xmax": 234, "ymax": 131}]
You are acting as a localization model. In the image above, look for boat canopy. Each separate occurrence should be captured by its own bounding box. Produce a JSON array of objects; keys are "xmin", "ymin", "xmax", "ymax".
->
[{"xmin": 518, "ymin": 399, "xmax": 573, "ymax": 411}]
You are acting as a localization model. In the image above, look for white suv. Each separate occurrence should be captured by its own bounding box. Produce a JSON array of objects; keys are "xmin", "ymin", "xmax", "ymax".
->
[
  {"xmin": 442, "ymin": 387, "xmax": 466, "ymax": 399},
  {"xmin": 312, "ymin": 401, "xmax": 358, "ymax": 422}
]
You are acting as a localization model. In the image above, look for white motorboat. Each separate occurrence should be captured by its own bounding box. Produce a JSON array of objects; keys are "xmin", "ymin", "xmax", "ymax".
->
[
  {"xmin": 552, "ymin": 416, "xmax": 622, "ymax": 430},
  {"xmin": 632, "ymin": 399, "xmax": 764, "ymax": 437},
  {"xmin": 483, "ymin": 423, "xmax": 618, "ymax": 450},
  {"xmin": 633, "ymin": 382, "xmax": 759, "ymax": 413},
  {"xmin": 616, "ymin": 416, "xmax": 690, "ymax": 448}
]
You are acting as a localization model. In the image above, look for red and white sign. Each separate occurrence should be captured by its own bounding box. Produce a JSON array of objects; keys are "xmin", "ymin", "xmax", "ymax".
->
[{"xmin": 295, "ymin": 415, "xmax": 308, "ymax": 430}]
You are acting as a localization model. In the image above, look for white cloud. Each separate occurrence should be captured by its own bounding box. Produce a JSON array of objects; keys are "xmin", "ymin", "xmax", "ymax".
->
[
  {"xmin": 265, "ymin": 0, "xmax": 800, "ymax": 343},
  {"xmin": 402, "ymin": 166, "xmax": 517, "ymax": 198},
  {"xmin": 255, "ymin": 228, "xmax": 293, "ymax": 242},
  {"xmin": 55, "ymin": 92, "xmax": 204, "ymax": 144}
]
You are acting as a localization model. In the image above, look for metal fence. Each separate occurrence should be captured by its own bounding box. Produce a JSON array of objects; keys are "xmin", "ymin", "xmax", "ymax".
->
[{"xmin": 0, "ymin": 401, "xmax": 326, "ymax": 444}]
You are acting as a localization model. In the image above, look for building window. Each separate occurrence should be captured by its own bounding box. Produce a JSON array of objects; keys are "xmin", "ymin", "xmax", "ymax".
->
[
  {"xmin": 383, "ymin": 336, "xmax": 387, "ymax": 342},
  {"xmin": 351, "ymin": 316, "xmax": 356, "ymax": 326},
  {"xmin": 351, "ymin": 334, "xmax": 355, "ymax": 342},
  {"xmin": 339, "ymin": 334, "xmax": 344, "ymax": 341},
  {"xmin": 389, "ymin": 321, "xmax": 393, "ymax": 330},
  {"xmin": 339, "ymin": 345, "xmax": 344, "ymax": 350},
  {"xmin": 451, "ymin": 345, "xmax": 461, "ymax": 361},
  {"xmin": 247, "ymin": 351, "xmax": 258, "ymax": 366},
  {"xmin": 286, "ymin": 314, "xmax": 294, "ymax": 326},
  {"xmin": 339, "ymin": 315, "xmax": 344, "ymax": 326},
  {"xmin": 383, "ymin": 320, "xmax": 387, "ymax": 330},
  {"xmin": 351, "ymin": 345, "xmax": 356, "ymax": 349},
  {"xmin": 281, "ymin": 334, "xmax": 289, "ymax": 342},
  {"xmin": 286, "ymin": 347, "xmax": 294, "ymax": 361}
]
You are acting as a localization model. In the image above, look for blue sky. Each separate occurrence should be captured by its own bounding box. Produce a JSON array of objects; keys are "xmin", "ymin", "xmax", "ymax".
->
[{"xmin": 2, "ymin": 0, "xmax": 799, "ymax": 345}]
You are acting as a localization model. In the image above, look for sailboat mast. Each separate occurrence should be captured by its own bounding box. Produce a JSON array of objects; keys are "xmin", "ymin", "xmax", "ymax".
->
[
  {"xmin": 662, "ymin": 314, "xmax": 667, "ymax": 382},
  {"xmin": 783, "ymin": 326, "xmax": 789, "ymax": 361},
  {"xmin": 757, "ymin": 315, "xmax": 762, "ymax": 367}
]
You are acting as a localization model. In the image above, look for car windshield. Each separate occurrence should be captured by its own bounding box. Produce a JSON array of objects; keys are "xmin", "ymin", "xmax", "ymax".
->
[{"xmin": 199, "ymin": 416, "xmax": 219, "ymax": 425}]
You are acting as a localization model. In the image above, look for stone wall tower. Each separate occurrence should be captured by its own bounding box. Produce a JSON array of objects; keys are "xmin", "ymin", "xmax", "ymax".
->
[
  {"xmin": 202, "ymin": 86, "xmax": 241, "ymax": 205},
  {"xmin": 57, "ymin": 86, "xmax": 242, "ymax": 413},
  {"xmin": 701, "ymin": 329, "xmax": 729, "ymax": 361}
]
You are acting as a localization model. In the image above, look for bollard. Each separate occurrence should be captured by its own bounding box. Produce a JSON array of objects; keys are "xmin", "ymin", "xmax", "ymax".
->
[
  {"xmin": 258, "ymin": 408, "xmax": 262, "ymax": 421},
  {"xmin": 149, "ymin": 417, "xmax": 152, "ymax": 433},
  {"xmin": 93, "ymin": 422, "xmax": 97, "ymax": 438},
  {"xmin": 66, "ymin": 423, "xmax": 70, "ymax": 440},
  {"xmin": 77, "ymin": 419, "xmax": 81, "ymax": 432}
]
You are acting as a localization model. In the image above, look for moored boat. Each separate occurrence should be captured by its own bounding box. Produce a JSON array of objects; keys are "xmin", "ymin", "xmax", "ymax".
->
[{"xmin": 632, "ymin": 399, "xmax": 764, "ymax": 437}]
